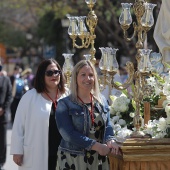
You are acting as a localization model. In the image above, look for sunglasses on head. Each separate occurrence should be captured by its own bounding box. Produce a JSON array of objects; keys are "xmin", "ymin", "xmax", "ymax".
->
[{"xmin": 45, "ymin": 70, "xmax": 61, "ymax": 77}]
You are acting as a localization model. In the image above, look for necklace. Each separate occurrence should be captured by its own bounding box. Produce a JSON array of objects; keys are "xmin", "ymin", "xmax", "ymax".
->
[
  {"xmin": 77, "ymin": 93, "xmax": 96, "ymax": 134},
  {"xmin": 45, "ymin": 89, "xmax": 58, "ymax": 111}
]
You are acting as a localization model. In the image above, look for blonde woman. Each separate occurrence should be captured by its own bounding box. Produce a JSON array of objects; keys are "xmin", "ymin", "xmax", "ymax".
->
[{"xmin": 56, "ymin": 60, "xmax": 120, "ymax": 170}]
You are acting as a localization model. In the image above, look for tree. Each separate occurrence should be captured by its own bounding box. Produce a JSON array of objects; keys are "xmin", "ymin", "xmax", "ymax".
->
[{"xmin": 0, "ymin": 0, "xmax": 161, "ymax": 66}]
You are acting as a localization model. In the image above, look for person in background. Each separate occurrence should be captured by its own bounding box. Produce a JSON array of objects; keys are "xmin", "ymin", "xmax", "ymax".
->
[
  {"xmin": 119, "ymin": 66, "xmax": 128, "ymax": 84},
  {"xmin": 10, "ymin": 65, "xmax": 22, "ymax": 87},
  {"xmin": 10, "ymin": 65, "xmax": 24, "ymax": 123},
  {"xmin": 0, "ymin": 64, "xmax": 12, "ymax": 170},
  {"xmin": 10, "ymin": 59, "xmax": 69, "ymax": 170},
  {"xmin": 1, "ymin": 70, "xmax": 7, "ymax": 76},
  {"xmin": 55, "ymin": 60, "xmax": 121, "ymax": 170},
  {"xmin": 21, "ymin": 68, "xmax": 35, "ymax": 90}
]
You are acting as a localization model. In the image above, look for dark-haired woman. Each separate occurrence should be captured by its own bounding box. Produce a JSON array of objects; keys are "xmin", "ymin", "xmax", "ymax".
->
[{"xmin": 10, "ymin": 59, "xmax": 69, "ymax": 170}]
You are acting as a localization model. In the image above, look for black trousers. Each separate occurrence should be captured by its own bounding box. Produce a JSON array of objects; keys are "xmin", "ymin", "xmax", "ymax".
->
[
  {"xmin": 11, "ymin": 97, "xmax": 21, "ymax": 123},
  {"xmin": 0, "ymin": 123, "xmax": 6, "ymax": 166}
]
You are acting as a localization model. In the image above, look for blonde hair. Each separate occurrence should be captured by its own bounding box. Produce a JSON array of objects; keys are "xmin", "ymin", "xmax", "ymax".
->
[{"xmin": 70, "ymin": 60, "xmax": 101, "ymax": 103}]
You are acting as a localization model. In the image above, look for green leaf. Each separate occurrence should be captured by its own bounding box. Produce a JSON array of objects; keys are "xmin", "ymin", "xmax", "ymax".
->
[
  {"xmin": 163, "ymin": 61, "xmax": 170, "ymax": 69},
  {"xmin": 114, "ymin": 81, "xmax": 128, "ymax": 96},
  {"xmin": 131, "ymin": 99, "xmax": 136, "ymax": 110},
  {"xmin": 152, "ymin": 72, "xmax": 165, "ymax": 84},
  {"xmin": 110, "ymin": 95, "xmax": 116, "ymax": 102}
]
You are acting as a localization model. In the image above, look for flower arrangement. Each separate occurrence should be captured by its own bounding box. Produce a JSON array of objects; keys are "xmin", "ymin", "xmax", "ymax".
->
[
  {"xmin": 143, "ymin": 104, "xmax": 170, "ymax": 138},
  {"xmin": 109, "ymin": 63, "xmax": 170, "ymax": 140},
  {"xmin": 109, "ymin": 93, "xmax": 135, "ymax": 140},
  {"xmin": 143, "ymin": 70, "xmax": 170, "ymax": 138},
  {"xmin": 110, "ymin": 94, "xmax": 135, "ymax": 127}
]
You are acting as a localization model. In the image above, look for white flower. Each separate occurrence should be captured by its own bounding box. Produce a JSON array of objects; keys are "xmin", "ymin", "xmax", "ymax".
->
[
  {"xmin": 116, "ymin": 112, "xmax": 122, "ymax": 118},
  {"xmin": 166, "ymin": 117, "xmax": 170, "ymax": 125},
  {"xmin": 113, "ymin": 124, "xmax": 121, "ymax": 132},
  {"xmin": 117, "ymin": 127, "xmax": 132, "ymax": 138},
  {"xmin": 162, "ymin": 100, "xmax": 169, "ymax": 108},
  {"xmin": 111, "ymin": 116, "xmax": 120, "ymax": 124},
  {"xmin": 155, "ymin": 86, "xmax": 162, "ymax": 95},
  {"xmin": 165, "ymin": 105, "xmax": 170, "ymax": 117},
  {"xmin": 111, "ymin": 95, "xmax": 130, "ymax": 113},
  {"xmin": 164, "ymin": 74, "xmax": 170, "ymax": 83},
  {"xmin": 120, "ymin": 105, "xmax": 129, "ymax": 112},
  {"xmin": 157, "ymin": 117, "xmax": 167, "ymax": 131},
  {"xmin": 144, "ymin": 119, "xmax": 168, "ymax": 138},
  {"xmin": 163, "ymin": 83, "xmax": 170, "ymax": 96},
  {"xmin": 166, "ymin": 96, "xmax": 170, "ymax": 101},
  {"xmin": 129, "ymin": 112, "xmax": 135, "ymax": 118},
  {"xmin": 146, "ymin": 77, "xmax": 156, "ymax": 86},
  {"xmin": 154, "ymin": 132, "xmax": 166, "ymax": 139},
  {"xmin": 118, "ymin": 119, "xmax": 126, "ymax": 126},
  {"xmin": 109, "ymin": 106, "xmax": 116, "ymax": 115}
]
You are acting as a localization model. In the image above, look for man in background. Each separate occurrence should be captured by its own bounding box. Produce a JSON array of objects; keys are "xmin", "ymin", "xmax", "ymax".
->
[
  {"xmin": 0, "ymin": 64, "xmax": 12, "ymax": 170},
  {"xmin": 10, "ymin": 66, "xmax": 24, "ymax": 123}
]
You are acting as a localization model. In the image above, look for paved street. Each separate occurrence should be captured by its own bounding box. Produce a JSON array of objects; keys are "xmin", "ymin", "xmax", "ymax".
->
[{"xmin": 3, "ymin": 123, "xmax": 18, "ymax": 170}]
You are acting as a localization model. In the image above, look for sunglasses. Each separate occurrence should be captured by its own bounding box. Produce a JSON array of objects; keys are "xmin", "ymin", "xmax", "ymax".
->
[{"xmin": 45, "ymin": 70, "xmax": 61, "ymax": 77}]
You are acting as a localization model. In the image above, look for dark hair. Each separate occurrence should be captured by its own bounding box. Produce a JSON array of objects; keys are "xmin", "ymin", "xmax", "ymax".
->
[
  {"xmin": 14, "ymin": 65, "xmax": 21, "ymax": 71},
  {"xmin": 34, "ymin": 59, "xmax": 66, "ymax": 94}
]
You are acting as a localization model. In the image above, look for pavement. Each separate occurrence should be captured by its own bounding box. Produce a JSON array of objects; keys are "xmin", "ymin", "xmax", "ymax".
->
[{"xmin": 2, "ymin": 122, "xmax": 18, "ymax": 170}]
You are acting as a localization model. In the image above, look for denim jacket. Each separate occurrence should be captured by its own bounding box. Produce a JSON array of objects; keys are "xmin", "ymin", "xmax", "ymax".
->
[{"xmin": 55, "ymin": 94, "xmax": 115, "ymax": 155}]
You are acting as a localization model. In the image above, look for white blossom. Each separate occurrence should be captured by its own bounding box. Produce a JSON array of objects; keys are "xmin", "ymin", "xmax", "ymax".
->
[
  {"xmin": 166, "ymin": 117, "xmax": 170, "ymax": 125},
  {"xmin": 146, "ymin": 77, "xmax": 156, "ymax": 86},
  {"xmin": 163, "ymin": 83, "xmax": 170, "ymax": 96},
  {"xmin": 157, "ymin": 117, "xmax": 167, "ymax": 131},
  {"xmin": 165, "ymin": 105, "xmax": 170, "ymax": 117},
  {"xmin": 118, "ymin": 119, "xmax": 126, "ymax": 126},
  {"xmin": 155, "ymin": 86, "xmax": 162, "ymax": 95},
  {"xmin": 129, "ymin": 112, "xmax": 135, "ymax": 118},
  {"xmin": 111, "ymin": 116, "xmax": 120, "ymax": 124},
  {"xmin": 113, "ymin": 124, "xmax": 121, "ymax": 132},
  {"xmin": 110, "ymin": 95, "xmax": 130, "ymax": 113},
  {"xmin": 162, "ymin": 100, "xmax": 169, "ymax": 108}
]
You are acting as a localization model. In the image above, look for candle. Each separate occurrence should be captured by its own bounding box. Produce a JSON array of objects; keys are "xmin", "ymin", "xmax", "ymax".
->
[
  {"xmin": 145, "ymin": 10, "xmax": 150, "ymax": 25},
  {"xmin": 124, "ymin": 8, "xmax": 128, "ymax": 23},
  {"xmin": 144, "ymin": 102, "xmax": 150, "ymax": 125},
  {"xmin": 72, "ymin": 21, "xmax": 75, "ymax": 34},
  {"xmin": 103, "ymin": 52, "xmax": 107, "ymax": 67},
  {"xmin": 79, "ymin": 20, "xmax": 84, "ymax": 33},
  {"xmin": 109, "ymin": 53, "xmax": 113, "ymax": 70},
  {"xmin": 143, "ymin": 54, "xmax": 147, "ymax": 71},
  {"xmin": 66, "ymin": 58, "xmax": 70, "ymax": 71}
]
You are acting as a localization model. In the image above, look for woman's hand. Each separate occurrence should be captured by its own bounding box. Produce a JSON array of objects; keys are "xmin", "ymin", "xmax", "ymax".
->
[
  {"xmin": 107, "ymin": 140, "xmax": 121, "ymax": 155},
  {"xmin": 91, "ymin": 142, "xmax": 110, "ymax": 156},
  {"xmin": 13, "ymin": 154, "xmax": 23, "ymax": 166}
]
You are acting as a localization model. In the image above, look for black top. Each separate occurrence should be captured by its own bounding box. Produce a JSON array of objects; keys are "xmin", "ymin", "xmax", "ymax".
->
[{"xmin": 48, "ymin": 103, "xmax": 61, "ymax": 156}]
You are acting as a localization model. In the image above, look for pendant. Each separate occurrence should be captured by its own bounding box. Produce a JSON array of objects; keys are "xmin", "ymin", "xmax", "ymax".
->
[{"xmin": 90, "ymin": 126, "xmax": 96, "ymax": 134}]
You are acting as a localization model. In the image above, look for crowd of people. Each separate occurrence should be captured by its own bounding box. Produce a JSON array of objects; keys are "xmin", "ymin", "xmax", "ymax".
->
[
  {"xmin": 0, "ymin": 58, "xmax": 122, "ymax": 170},
  {"xmin": 0, "ymin": 63, "xmax": 34, "ymax": 170}
]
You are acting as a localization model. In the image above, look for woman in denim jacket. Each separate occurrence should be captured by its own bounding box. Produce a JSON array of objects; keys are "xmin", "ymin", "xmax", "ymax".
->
[{"xmin": 55, "ymin": 60, "xmax": 120, "ymax": 170}]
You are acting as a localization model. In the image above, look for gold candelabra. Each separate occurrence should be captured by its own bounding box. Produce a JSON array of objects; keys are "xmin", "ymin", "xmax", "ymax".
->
[
  {"xmin": 117, "ymin": 0, "xmax": 156, "ymax": 137},
  {"xmin": 67, "ymin": 0, "xmax": 98, "ymax": 65},
  {"xmin": 63, "ymin": 0, "xmax": 156, "ymax": 138}
]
